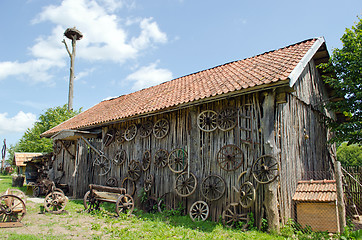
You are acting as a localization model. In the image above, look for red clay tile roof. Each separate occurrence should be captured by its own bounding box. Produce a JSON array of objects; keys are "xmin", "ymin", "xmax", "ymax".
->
[
  {"xmin": 42, "ymin": 38, "xmax": 320, "ymax": 137},
  {"xmin": 292, "ymin": 179, "xmax": 337, "ymax": 202}
]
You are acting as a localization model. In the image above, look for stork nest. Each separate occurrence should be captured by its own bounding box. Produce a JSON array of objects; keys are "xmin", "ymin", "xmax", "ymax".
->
[{"xmin": 64, "ymin": 27, "xmax": 83, "ymax": 40}]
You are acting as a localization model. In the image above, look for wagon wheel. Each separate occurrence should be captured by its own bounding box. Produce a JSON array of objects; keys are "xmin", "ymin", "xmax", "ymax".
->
[
  {"xmin": 222, "ymin": 203, "xmax": 249, "ymax": 230},
  {"xmin": 168, "ymin": 148, "xmax": 188, "ymax": 173},
  {"xmin": 124, "ymin": 124, "xmax": 137, "ymax": 141},
  {"xmin": 121, "ymin": 177, "xmax": 136, "ymax": 196},
  {"xmin": 217, "ymin": 108, "xmax": 237, "ymax": 131},
  {"xmin": 217, "ymin": 145, "xmax": 243, "ymax": 171},
  {"xmin": 127, "ymin": 160, "xmax": 141, "ymax": 181},
  {"xmin": 93, "ymin": 156, "xmax": 111, "ymax": 176},
  {"xmin": 139, "ymin": 121, "xmax": 153, "ymax": 138},
  {"xmin": 144, "ymin": 196, "xmax": 158, "ymax": 213},
  {"xmin": 33, "ymin": 186, "xmax": 41, "ymax": 197},
  {"xmin": 143, "ymin": 174, "xmax": 154, "ymax": 193},
  {"xmin": 0, "ymin": 194, "xmax": 26, "ymax": 223},
  {"xmin": 105, "ymin": 177, "xmax": 118, "ymax": 187},
  {"xmin": 237, "ymin": 171, "xmax": 247, "ymax": 188},
  {"xmin": 197, "ymin": 110, "xmax": 218, "ymax": 132},
  {"xmin": 116, "ymin": 194, "xmax": 134, "ymax": 215},
  {"xmin": 3, "ymin": 189, "xmax": 26, "ymax": 202},
  {"xmin": 201, "ymin": 175, "xmax": 226, "ymax": 201},
  {"xmin": 53, "ymin": 141, "xmax": 62, "ymax": 155},
  {"xmin": 157, "ymin": 192, "xmax": 174, "ymax": 213},
  {"xmin": 252, "ymin": 155, "xmax": 280, "ymax": 184},
  {"xmin": 115, "ymin": 129, "xmax": 125, "ymax": 143},
  {"xmin": 154, "ymin": 149, "xmax": 168, "ymax": 168},
  {"xmin": 103, "ymin": 129, "xmax": 115, "ymax": 147},
  {"xmin": 189, "ymin": 201, "xmax": 209, "ymax": 222},
  {"xmin": 83, "ymin": 191, "xmax": 100, "ymax": 211},
  {"xmin": 114, "ymin": 149, "xmax": 127, "ymax": 165},
  {"xmin": 141, "ymin": 150, "xmax": 151, "ymax": 171},
  {"xmin": 174, "ymin": 172, "xmax": 197, "ymax": 197},
  {"xmin": 238, "ymin": 181, "xmax": 256, "ymax": 208},
  {"xmin": 153, "ymin": 119, "xmax": 169, "ymax": 139},
  {"xmin": 44, "ymin": 191, "xmax": 67, "ymax": 214}
]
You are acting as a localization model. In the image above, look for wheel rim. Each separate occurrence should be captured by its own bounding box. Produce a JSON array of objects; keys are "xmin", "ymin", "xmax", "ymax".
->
[
  {"xmin": 189, "ymin": 201, "xmax": 209, "ymax": 221},
  {"xmin": 141, "ymin": 150, "xmax": 151, "ymax": 171},
  {"xmin": 238, "ymin": 181, "xmax": 255, "ymax": 208},
  {"xmin": 197, "ymin": 110, "xmax": 218, "ymax": 132},
  {"xmin": 201, "ymin": 175, "xmax": 226, "ymax": 201},
  {"xmin": 44, "ymin": 192, "xmax": 67, "ymax": 213},
  {"xmin": 114, "ymin": 149, "xmax": 127, "ymax": 165},
  {"xmin": 217, "ymin": 145, "xmax": 243, "ymax": 171},
  {"xmin": 124, "ymin": 124, "xmax": 137, "ymax": 141},
  {"xmin": 116, "ymin": 194, "xmax": 134, "ymax": 215},
  {"xmin": 168, "ymin": 148, "xmax": 188, "ymax": 173},
  {"xmin": 252, "ymin": 155, "xmax": 279, "ymax": 184},
  {"xmin": 154, "ymin": 149, "xmax": 168, "ymax": 168},
  {"xmin": 139, "ymin": 121, "xmax": 153, "ymax": 138},
  {"xmin": 93, "ymin": 156, "xmax": 111, "ymax": 176},
  {"xmin": 217, "ymin": 108, "xmax": 237, "ymax": 131},
  {"xmin": 0, "ymin": 195, "xmax": 26, "ymax": 222},
  {"xmin": 153, "ymin": 119, "xmax": 169, "ymax": 139},
  {"xmin": 174, "ymin": 172, "xmax": 197, "ymax": 197}
]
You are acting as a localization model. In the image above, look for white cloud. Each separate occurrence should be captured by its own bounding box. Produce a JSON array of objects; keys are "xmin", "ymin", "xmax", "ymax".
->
[
  {"xmin": 75, "ymin": 68, "xmax": 96, "ymax": 81},
  {"xmin": 0, "ymin": 112, "xmax": 37, "ymax": 134},
  {"xmin": 131, "ymin": 18, "xmax": 168, "ymax": 50},
  {"xmin": 126, "ymin": 62, "xmax": 173, "ymax": 91}
]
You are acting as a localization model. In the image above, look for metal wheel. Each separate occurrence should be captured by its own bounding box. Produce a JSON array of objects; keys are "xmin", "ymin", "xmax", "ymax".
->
[
  {"xmin": 116, "ymin": 194, "xmax": 134, "ymax": 215},
  {"xmin": 83, "ymin": 191, "xmax": 100, "ymax": 211},
  {"xmin": 168, "ymin": 148, "xmax": 188, "ymax": 173},
  {"xmin": 153, "ymin": 119, "xmax": 169, "ymax": 139},
  {"xmin": 201, "ymin": 175, "xmax": 226, "ymax": 201},
  {"xmin": 222, "ymin": 203, "xmax": 249, "ymax": 230},
  {"xmin": 154, "ymin": 149, "xmax": 168, "ymax": 168},
  {"xmin": 143, "ymin": 174, "xmax": 154, "ymax": 193},
  {"xmin": 216, "ymin": 145, "xmax": 243, "ymax": 171},
  {"xmin": 105, "ymin": 177, "xmax": 118, "ymax": 187},
  {"xmin": 252, "ymin": 155, "xmax": 279, "ymax": 184},
  {"xmin": 174, "ymin": 172, "xmax": 197, "ymax": 197},
  {"xmin": 93, "ymin": 156, "xmax": 111, "ymax": 176},
  {"xmin": 189, "ymin": 201, "xmax": 209, "ymax": 222},
  {"xmin": 127, "ymin": 160, "xmax": 141, "ymax": 181},
  {"xmin": 238, "ymin": 181, "xmax": 256, "ymax": 208},
  {"xmin": 103, "ymin": 129, "xmax": 115, "ymax": 147},
  {"xmin": 121, "ymin": 177, "xmax": 136, "ymax": 196},
  {"xmin": 0, "ymin": 194, "xmax": 26, "ymax": 223},
  {"xmin": 144, "ymin": 196, "xmax": 158, "ymax": 213},
  {"xmin": 44, "ymin": 191, "xmax": 67, "ymax": 214},
  {"xmin": 197, "ymin": 110, "xmax": 218, "ymax": 132},
  {"xmin": 217, "ymin": 108, "xmax": 237, "ymax": 131},
  {"xmin": 114, "ymin": 149, "xmax": 127, "ymax": 165},
  {"xmin": 139, "ymin": 121, "xmax": 153, "ymax": 138},
  {"xmin": 124, "ymin": 124, "xmax": 137, "ymax": 141},
  {"xmin": 141, "ymin": 150, "xmax": 151, "ymax": 171}
]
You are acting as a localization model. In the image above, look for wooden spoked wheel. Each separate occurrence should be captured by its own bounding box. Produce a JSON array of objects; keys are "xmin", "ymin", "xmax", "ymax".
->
[
  {"xmin": 114, "ymin": 149, "xmax": 127, "ymax": 165},
  {"xmin": 3, "ymin": 189, "xmax": 26, "ymax": 203},
  {"xmin": 238, "ymin": 181, "xmax": 256, "ymax": 208},
  {"xmin": 201, "ymin": 175, "xmax": 226, "ymax": 201},
  {"xmin": 141, "ymin": 150, "xmax": 151, "ymax": 171},
  {"xmin": 174, "ymin": 172, "xmax": 197, "ymax": 197},
  {"xmin": 93, "ymin": 156, "xmax": 111, "ymax": 176},
  {"xmin": 116, "ymin": 194, "xmax": 134, "ymax": 215},
  {"xmin": 237, "ymin": 171, "xmax": 247, "ymax": 188},
  {"xmin": 0, "ymin": 194, "xmax": 26, "ymax": 223},
  {"xmin": 115, "ymin": 129, "xmax": 125, "ymax": 143},
  {"xmin": 144, "ymin": 196, "xmax": 158, "ymax": 213},
  {"xmin": 121, "ymin": 177, "xmax": 136, "ymax": 196},
  {"xmin": 222, "ymin": 203, "xmax": 249, "ymax": 230},
  {"xmin": 217, "ymin": 108, "xmax": 237, "ymax": 131},
  {"xmin": 157, "ymin": 192, "xmax": 174, "ymax": 213},
  {"xmin": 53, "ymin": 141, "xmax": 62, "ymax": 155},
  {"xmin": 44, "ymin": 191, "xmax": 67, "ymax": 214},
  {"xmin": 83, "ymin": 191, "xmax": 100, "ymax": 211},
  {"xmin": 105, "ymin": 177, "xmax": 118, "ymax": 187},
  {"xmin": 189, "ymin": 201, "xmax": 209, "ymax": 222},
  {"xmin": 168, "ymin": 148, "xmax": 188, "ymax": 173},
  {"xmin": 139, "ymin": 121, "xmax": 153, "ymax": 138},
  {"xmin": 153, "ymin": 119, "xmax": 169, "ymax": 139},
  {"xmin": 197, "ymin": 110, "xmax": 218, "ymax": 132},
  {"xmin": 124, "ymin": 124, "xmax": 137, "ymax": 141},
  {"xmin": 127, "ymin": 160, "xmax": 141, "ymax": 181},
  {"xmin": 143, "ymin": 174, "xmax": 154, "ymax": 193},
  {"xmin": 154, "ymin": 149, "xmax": 168, "ymax": 168},
  {"xmin": 103, "ymin": 129, "xmax": 115, "ymax": 147},
  {"xmin": 252, "ymin": 155, "xmax": 279, "ymax": 184},
  {"xmin": 217, "ymin": 145, "xmax": 243, "ymax": 171}
]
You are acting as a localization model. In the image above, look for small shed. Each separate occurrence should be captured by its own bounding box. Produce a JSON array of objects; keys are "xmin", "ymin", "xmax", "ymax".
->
[
  {"xmin": 13, "ymin": 153, "xmax": 43, "ymax": 175},
  {"xmin": 293, "ymin": 180, "xmax": 339, "ymax": 233}
]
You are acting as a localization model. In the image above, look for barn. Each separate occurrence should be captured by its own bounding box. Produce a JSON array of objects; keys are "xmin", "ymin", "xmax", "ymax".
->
[{"xmin": 41, "ymin": 37, "xmax": 336, "ymax": 229}]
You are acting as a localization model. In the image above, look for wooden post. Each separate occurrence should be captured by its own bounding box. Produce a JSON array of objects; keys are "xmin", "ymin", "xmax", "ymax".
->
[{"xmin": 335, "ymin": 161, "xmax": 346, "ymax": 233}]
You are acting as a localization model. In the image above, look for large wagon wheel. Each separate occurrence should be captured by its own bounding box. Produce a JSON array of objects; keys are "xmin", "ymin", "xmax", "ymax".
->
[
  {"xmin": 127, "ymin": 160, "xmax": 141, "ymax": 181},
  {"xmin": 217, "ymin": 107, "xmax": 237, "ymax": 131},
  {"xmin": 124, "ymin": 124, "xmax": 137, "ymax": 141},
  {"xmin": 168, "ymin": 148, "xmax": 188, "ymax": 173},
  {"xmin": 121, "ymin": 177, "xmax": 136, "ymax": 196},
  {"xmin": 105, "ymin": 177, "xmax": 118, "ymax": 187},
  {"xmin": 174, "ymin": 172, "xmax": 197, "ymax": 197},
  {"xmin": 217, "ymin": 145, "xmax": 243, "ymax": 171},
  {"xmin": 222, "ymin": 203, "xmax": 249, "ymax": 230},
  {"xmin": 141, "ymin": 150, "xmax": 151, "ymax": 171},
  {"xmin": 201, "ymin": 175, "xmax": 226, "ymax": 201},
  {"xmin": 143, "ymin": 174, "xmax": 154, "ymax": 193},
  {"xmin": 44, "ymin": 191, "xmax": 67, "ymax": 214},
  {"xmin": 153, "ymin": 119, "xmax": 169, "ymax": 139},
  {"xmin": 116, "ymin": 194, "xmax": 134, "ymax": 215},
  {"xmin": 139, "ymin": 121, "xmax": 153, "ymax": 138},
  {"xmin": 237, "ymin": 181, "xmax": 256, "ymax": 208},
  {"xmin": 0, "ymin": 194, "xmax": 26, "ymax": 223},
  {"xmin": 252, "ymin": 155, "xmax": 279, "ymax": 184},
  {"xmin": 154, "ymin": 149, "xmax": 168, "ymax": 168},
  {"xmin": 144, "ymin": 196, "xmax": 158, "ymax": 213},
  {"xmin": 197, "ymin": 110, "xmax": 218, "ymax": 132},
  {"xmin": 189, "ymin": 201, "xmax": 209, "ymax": 222},
  {"xmin": 114, "ymin": 149, "xmax": 127, "ymax": 165},
  {"xmin": 83, "ymin": 191, "xmax": 100, "ymax": 212},
  {"xmin": 93, "ymin": 156, "xmax": 111, "ymax": 176},
  {"xmin": 103, "ymin": 129, "xmax": 115, "ymax": 147}
]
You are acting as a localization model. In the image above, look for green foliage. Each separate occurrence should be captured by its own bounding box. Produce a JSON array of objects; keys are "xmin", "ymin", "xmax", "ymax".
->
[
  {"xmin": 337, "ymin": 142, "xmax": 362, "ymax": 166},
  {"xmin": 319, "ymin": 17, "xmax": 362, "ymax": 144}
]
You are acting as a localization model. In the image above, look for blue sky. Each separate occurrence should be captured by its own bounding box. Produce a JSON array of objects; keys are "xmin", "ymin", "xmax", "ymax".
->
[{"xmin": 0, "ymin": 0, "xmax": 361, "ymax": 149}]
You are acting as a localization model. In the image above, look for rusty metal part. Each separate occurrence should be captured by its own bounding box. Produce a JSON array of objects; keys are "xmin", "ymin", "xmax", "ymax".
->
[
  {"xmin": 141, "ymin": 150, "xmax": 151, "ymax": 171},
  {"xmin": 201, "ymin": 175, "xmax": 226, "ymax": 201},
  {"xmin": 217, "ymin": 145, "xmax": 243, "ymax": 171},
  {"xmin": 174, "ymin": 172, "xmax": 197, "ymax": 197},
  {"xmin": 124, "ymin": 124, "xmax": 137, "ymax": 141},
  {"xmin": 189, "ymin": 201, "xmax": 209, "ymax": 222},
  {"xmin": 153, "ymin": 119, "xmax": 169, "ymax": 139},
  {"xmin": 105, "ymin": 177, "xmax": 118, "ymax": 187},
  {"xmin": 114, "ymin": 149, "xmax": 127, "ymax": 165},
  {"xmin": 116, "ymin": 194, "xmax": 134, "ymax": 215},
  {"xmin": 197, "ymin": 110, "xmax": 218, "ymax": 132},
  {"xmin": 252, "ymin": 155, "xmax": 279, "ymax": 184},
  {"xmin": 217, "ymin": 107, "xmax": 237, "ymax": 131},
  {"xmin": 0, "ymin": 194, "xmax": 26, "ymax": 224},
  {"xmin": 154, "ymin": 149, "xmax": 168, "ymax": 168},
  {"xmin": 168, "ymin": 148, "xmax": 188, "ymax": 173},
  {"xmin": 222, "ymin": 203, "xmax": 249, "ymax": 229},
  {"xmin": 121, "ymin": 177, "xmax": 136, "ymax": 196},
  {"xmin": 127, "ymin": 160, "xmax": 141, "ymax": 181},
  {"xmin": 139, "ymin": 121, "xmax": 153, "ymax": 138},
  {"xmin": 143, "ymin": 174, "xmax": 154, "ymax": 193},
  {"xmin": 44, "ymin": 191, "xmax": 67, "ymax": 214}
]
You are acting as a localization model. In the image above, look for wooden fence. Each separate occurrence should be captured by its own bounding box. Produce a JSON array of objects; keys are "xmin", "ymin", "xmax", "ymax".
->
[{"xmin": 342, "ymin": 166, "xmax": 361, "ymax": 215}]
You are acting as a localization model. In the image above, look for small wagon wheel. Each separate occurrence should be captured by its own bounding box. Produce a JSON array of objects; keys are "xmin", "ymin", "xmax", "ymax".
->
[
  {"xmin": 141, "ymin": 150, "xmax": 151, "ymax": 171},
  {"xmin": 116, "ymin": 194, "xmax": 134, "ymax": 215},
  {"xmin": 121, "ymin": 177, "xmax": 136, "ymax": 196},
  {"xmin": 197, "ymin": 110, "xmax": 218, "ymax": 132},
  {"xmin": 143, "ymin": 174, "xmax": 154, "ymax": 193},
  {"xmin": 168, "ymin": 148, "xmax": 188, "ymax": 173},
  {"xmin": 174, "ymin": 172, "xmax": 197, "ymax": 197},
  {"xmin": 127, "ymin": 160, "xmax": 141, "ymax": 181},
  {"xmin": 103, "ymin": 129, "xmax": 115, "ymax": 147},
  {"xmin": 154, "ymin": 149, "xmax": 168, "ymax": 168},
  {"xmin": 222, "ymin": 203, "xmax": 249, "ymax": 230},
  {"xmin": 53, "ymin": 141, "xmax": 62, "ymax": 155},
  {"xmin": 114, "ymin": 149, "xmax": 127, "ymax": 165},
  {"xmin": 189, "ymin": 201, "xmax": 209, "ymax": 222},
  {"xmin": 0, "ymin": 194, "xmax": 26, "ymax": 223},
  {"xmin": 153, "ymin": 119, "xmax": 170, "ymax": 139},
  {"xmin": 157, "ymin": 192, "xmax": 174, "ymax": 213},
  {"xmin": 44, "ymin": 191, "xmax": 67, "ymax": 214},
  {"xmin": 93, "ymin": 156, "xmax": 111, "ymax": 176},
  {"xmin": 217, "ymin": 107, "xmax": 237, "ymax": 131},
  {"xmin": 105, "ymin": 177, "xmax": 118, "ymax": 187},
  {"xmin": 139, "ymin": 121, "xmax": 153, "ymax": 138},
  {"xmin": 238, "ymin": 181, "xmax": 256, "ymax": 209},
  {"xmin": 115, "ymin": 129, "xmax": 125, "ymax": 144},
  {"xmin": 144, "ymin": 196, "xmax": 158, "ymax": 213},
  {"xmin": 83, "ymin": 191, "xmax": 100, "ymax": 212},
  {"xmin": 124, "ymin": 124, "xmax": 137, "ymax": 141},
  {"xmin": 252, "ymin": 155, "xmax": 280, "ymax": 184},
  {"xmin": 201, "ymin": 175, "xmax": 226, "ymax": 201},
  {"xmin": 217, "ymin": 145, "xmax": 243, "ymax": 171},
  {"xmin": 33, "ymin": 186, "xmax": 41, "ymax": 197}
]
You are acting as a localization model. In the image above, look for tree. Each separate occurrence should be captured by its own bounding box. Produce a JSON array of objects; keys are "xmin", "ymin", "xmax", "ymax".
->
[
  {"xmin": 337, "ymin": 142, "xmax": 362, "ymax": 166},
  {"xmin": 320, "ymin": 17, "xmax": 362, "ymax": 144}
]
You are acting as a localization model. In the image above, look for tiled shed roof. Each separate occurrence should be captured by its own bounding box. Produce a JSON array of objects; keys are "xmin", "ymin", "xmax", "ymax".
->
[
  {"xmin": 292, "ymin": 179, "xmax": 337, "ymax": 202},
  {"xmin": 41, "ymin": 38, "xmax": 324, "ymax": 137},
  {"xmin": 13, "ymin": 153, "xmax": 43, "ymax": 167}
]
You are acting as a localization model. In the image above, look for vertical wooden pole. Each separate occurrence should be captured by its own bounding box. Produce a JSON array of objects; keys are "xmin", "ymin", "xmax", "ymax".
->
[
  {"xmin": 335, "ymin": 161, "xmax": 346, "ymax": 232},
  {"xmin": 68, "ymin": 36, "xmax": 77, "ymax": 112}
]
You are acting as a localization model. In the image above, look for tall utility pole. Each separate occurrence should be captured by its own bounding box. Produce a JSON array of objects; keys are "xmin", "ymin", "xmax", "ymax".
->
[{"xmin": 62, "ymin": 27, "xmax": 83, "ymax": 112}]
